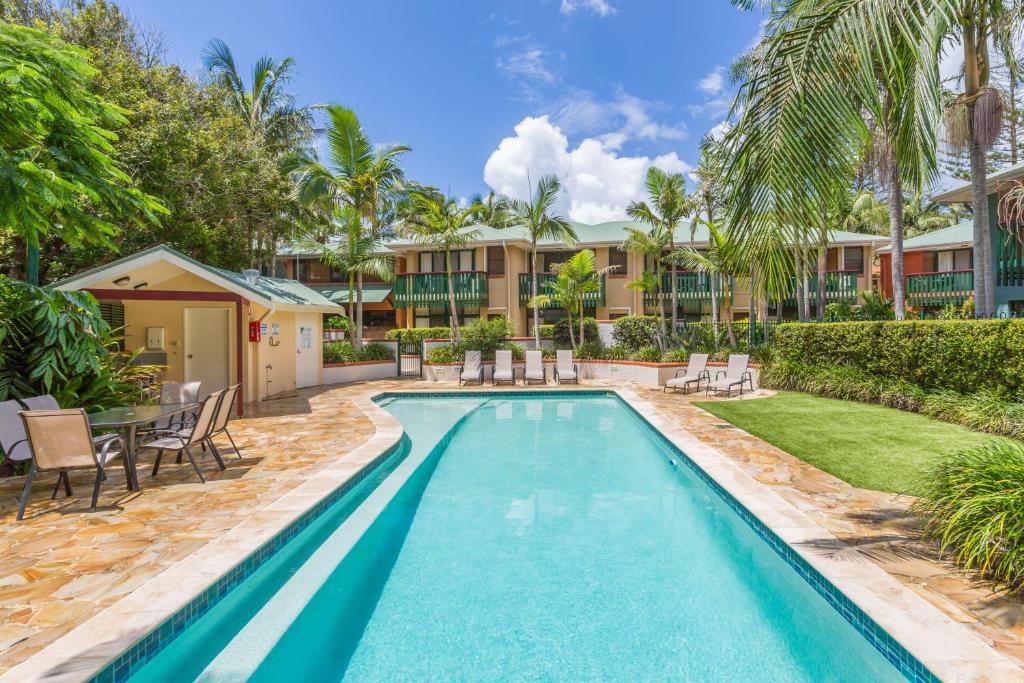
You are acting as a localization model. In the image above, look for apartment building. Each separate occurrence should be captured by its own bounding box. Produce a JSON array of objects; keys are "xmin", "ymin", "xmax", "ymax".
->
[{"xmin": 276, "ymin": 220, "xmax": 885, "ymax": 337}]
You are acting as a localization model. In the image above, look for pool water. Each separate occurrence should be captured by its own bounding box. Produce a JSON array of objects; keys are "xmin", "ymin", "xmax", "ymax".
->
[{"xmin": 129, "ymin": 394, "xmax": 906, "ymax": 682}]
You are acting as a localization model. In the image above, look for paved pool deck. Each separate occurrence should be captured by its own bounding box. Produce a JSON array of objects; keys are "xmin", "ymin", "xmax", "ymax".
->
[{"xmin": 0, "ymin": 379, "xmax": 1022, "ymax": 680}]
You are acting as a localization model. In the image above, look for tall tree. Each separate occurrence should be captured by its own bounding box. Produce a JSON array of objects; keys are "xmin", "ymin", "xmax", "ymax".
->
[
  {"xmin": 401, "ymin": 194, "xmax": 483, "ymax": 344},
  {"xmin": 529, "ymin": 249, "xmax": 613, "ymax": 349},
  {"xmin": 626, "ymin": 167, "xmax": 690, "ymax": 333},
  {"xmin": 468, "ymin": 190, "xmax": 513, "ymax": 228},
  {"xmin": 203, "ymin": 38, "xmax": 314, "ymax": 269},
  {"xmin": 291, "ymin": 104, "xmax": 410, "ymax": 346},
  {"xmin": 505, "ymin": 175, "xmax": 577, "ymax": 344},
  {"xmin": 0, "ymin": 20, "xmax": 165, "ymax": 280},
  {"xmin": 621, "ymin": 226, "xmax": 672, "ymax": 333}
]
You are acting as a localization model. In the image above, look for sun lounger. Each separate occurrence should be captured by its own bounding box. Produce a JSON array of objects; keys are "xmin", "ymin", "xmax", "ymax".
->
[
  {"xmin": 705, "ymin": 354, "xmax": 754, "ymax": 397},
  {"xmin": 523, "ymin": 350, "xmax": 546, "ymax": 384},
  {"xmin": 554, "ymin": 350, "xmax": 578, "ymax": 384},
  {"xmin": 663, "ymin": 353, "xmax": 710, "ymax": 393},
  {"xmin": 459, "ymin": 350, "xmax": 484, "ymax": 386},
  {"xmin": 493, "ymin": 349, "xmax": 516, "ymax": 385}
]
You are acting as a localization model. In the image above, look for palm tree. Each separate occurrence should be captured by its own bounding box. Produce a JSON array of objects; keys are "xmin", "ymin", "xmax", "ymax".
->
[
  {"xmin": 529, "ymin": 250, "xmax": 613, "ymax": 348},
  {"xmin": 669, "ymin": 220, "xmax": 749, "ymax": 349},
  {"xmin": 402, "ymin": 194, "xmax": 483, "ymax": 344},
  {"xmin": 291, "ymin": 105, "xmax": 410, "ymax": 345},
  {"xmin": 468, "ymin": 191, "xmax": 513, "ymax": 228},
  {"xmin": 203, "ymin": 39, "xmax": 315, "ymax": 270},
  {"xmin": 298, "ymin": 207, "xmax": 393, "ymax": 335},
  {"xmin": 729, "ymin": 0, "xmax": 1023, "ymax": 319},
  {"xmin": 505, "ymin": 175, "xmax": 577, "ymax": 344},
  {"xmin": 627, "ymin": 167, "xmax": 690, "ymax": 333},
  {"xmin": 621, "ymin": 226, "xmax": 672, "ymax": 333}
]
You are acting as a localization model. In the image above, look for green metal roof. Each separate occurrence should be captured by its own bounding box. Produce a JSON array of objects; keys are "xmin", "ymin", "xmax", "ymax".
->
[
  {"xmin": 311, "ymin": 283, "xmax": 392, "ymax": 304},
  {"xmin": 932, "ymin": 162, "xmax": 1024, "ymax": 203},
  {"xmin": 53, "ymin": 244, "xmax": 341, "ymax": 310},
  {"xmin": 876, "ymin": 221, "xmax": 974, "ymax": 253}
]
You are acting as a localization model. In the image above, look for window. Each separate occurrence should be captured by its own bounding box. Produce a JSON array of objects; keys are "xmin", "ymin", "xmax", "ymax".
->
[
  {"xmin": 413, "ymin": 307, "xmax": 478, "ymax": 328},
  {"xmin": 541, "ymin": 250, "xmax": 574, "ymax": 272},
  {"xmin": 417, "ymin": 250, "xmax": 474, "ymax": 273},
  {"xmin": 487, "ymin": 246, "xmax": 505, "ymax": 275},
  {"xmin": 954, "ymin": 248, "xmax": 973, "ymax": 271},
  {"xmin": 937, "ymin": 250, "xmax": 955, "ymax": 272},
  {"xmin": 608, "ymin": 248, "xmax": 628, "ymax": 276},
  {"xmin": 843, "ymin": 246, "xmax": 864, "ymax": 275},
  {"xmin": 826, "ymin": 248, "xmax": 839, "ymax": 271}
]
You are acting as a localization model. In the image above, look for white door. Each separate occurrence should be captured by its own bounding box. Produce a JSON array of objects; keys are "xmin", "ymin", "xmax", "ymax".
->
[
  {"xmin": 295, "ymin": 313, "xmax": 319, "ymax": 388},
  {"xmin": 184, "ymin": 308, "xmax": 230, "ymax": 394}
]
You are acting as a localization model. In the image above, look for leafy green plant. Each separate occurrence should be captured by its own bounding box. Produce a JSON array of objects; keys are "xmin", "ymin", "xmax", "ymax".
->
[
  {"xmin": 384, "ymin": 327, "xmax": 451, "ymax": 344},
  {"xmin": 824, "ymin": 302, "xmax": 857, "ymax": 322},
  {"xmin": 913, "ymin": 440, "xmax": 1024, "ymax": 593},
  {"xmin": 325, "ymin": 315, "xmax": 350, "ymax": 332},
  {"xmin": 603, "ymin": 344, "xmax": 630, "ymax": 361},
  {"xmin": 630, "ymin": 345, "xmax": 662, "ymax": 363},
  {"xmin": 536, "ymin": 324, "xmax": 556, "ymax": 339},
  {"xmin": 575, "ymin": 341, "xmax": 604, "ymax": 359},
  {"xmin": 323, "ymin": 341, "xmax": 393, "ymax": 364},
  {"xmin": 427, "ymin": 344, "xmax": 464, "ymax": 364},
  {"xmin": 0, "ymin": 277, "xmax": 157, "ymax": 411},
  {"xmin": 611, "ymin": 316, "xmax": 661, "ymax": 350},
  {"xmin": 661, "ymin": 348, "xmax": 690, "ymax": 363},
  {"xmin": 460, "ymin": 317, "xmax": 513, "ymax": 355},
  {"xmin": 553, "ymin": 317, "xmax": 598, "ymax": 349}
]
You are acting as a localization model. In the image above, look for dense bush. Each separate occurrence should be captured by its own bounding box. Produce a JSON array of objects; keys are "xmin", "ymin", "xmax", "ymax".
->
[
  {"xmin": 552, "ymin": 317, "xmax": 599, "ymax": 348},
  {"xmin": 662, "ymin": 348, "xmax": 690, "ymax": 363},
  {"xmin": 574, "ymin": 340, "xmax": 604, "ymax": 359},
  {"xmin": 0, "ymin": 277, "xmax": 156, "ymax": 413},
  {"xmin": 603, "ymin": 344, "xmax": 630, "ymax": 360},
  {"xmin": 612, "ymin": 315, "xmax": 660, "ymax": 350},
  {"xmin": 460, "ymin": 317, "xmax": 513, "ymax": 355},
  {"xmin": 762, "ymin": 360, "xmax": 1024, "ymax": 439},
  {"xmin": 913, "ymin": 440, "xmax": 1024, "ymax": 593},
  {"xmin": 384, "ymin": 326, "xmax": 450, "ymax": 344},
  {"xmin": 773, "ymin": 320, "xmax": 1024, "ymax": 394},
  {"xmin": 426, "ymin": 342, "xmax": 524, "ymax": 364},
  {"xmin": 323, "ymin": 341, "xmax": 393, "ymax": 364},
  {"xmin": 325, "ymin": 315, "xmax": 350, "ymax": 333},
  {"xmin": 630, "ymin": 346, "xmax": 662, "ymax": 362},
  {"xmin": 536, "ymin": 324, "xmax": 556, "ymax": 339}
]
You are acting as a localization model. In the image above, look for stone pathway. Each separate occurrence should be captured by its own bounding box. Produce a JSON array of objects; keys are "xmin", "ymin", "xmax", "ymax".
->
[{"xmin": 0, "ymin": 379, "xmax": 1021, "ymax": 677}]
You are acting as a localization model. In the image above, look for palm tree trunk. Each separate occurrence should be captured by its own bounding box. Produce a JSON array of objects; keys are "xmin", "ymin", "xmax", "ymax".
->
[
  {"xmin": 567, "ymin": 308, "xmax": 576, "ymax": 350},
  {"xmin": 816, "ymin": 236, "xmax": 826, "ymax": 322},
  {"xmin": 964, "ymin": 19, "xmax": 993, "ymax": 317},
  {"xmin": 724, "ymin": 280, "xmax": 737, "ymax": 349},
  {"xmin": 886, "ymin": 154, "xmax": 907, "ymax": 319},
  {"xmin": 578, "ymin": 303, "xmax": 585, "ymax": 347},
  {"xmin": 347, "ymin": 272, "xmax": 356, "ymax": 340},
  {"xmin": 657, "ymin": 268, "xmax": 667, "ymax": 332},
  {"xmin": 446, "ymin": 248, "xmax": 461, "ymax": 344},
  {"xmin": 669, "ymin": 227, "xmax": 678, "ymax": 334},
  {"xmin": 709, "ymin": 272, "xmax": 719, "ymax": 345},
  {"xmin": 531, "ymin": 244, "xmax": 540, "ymax": 344},
  {"xmin": 355, "ymin": 272, "xmax": 364, "ymax": 349},
  {"xmin": 796, "ymin": 248, "xmax": 807, "ymax": 322}
]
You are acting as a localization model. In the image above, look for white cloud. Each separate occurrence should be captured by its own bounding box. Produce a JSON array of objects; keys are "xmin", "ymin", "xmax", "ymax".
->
[
  {"xmin": 698, "ymin": 66, "xmax": 725, "ymax": 95},
  {"xmin": 496, "ymin": 47, "xmax": 557, "ymax": 84},
  {"xmin": 709, "ymin": 121, "xmax": 731, "ymax": 140},
  {"xmin": 550, "ymin": 87, "xmax": 687, "ymax": 147},
  {"xmin": 688, "ymin": 96, "xmax": 732, "ymax": 120},
  {"xmin": 483, "ymin": 116, "xmax": 693, "ymax": 224},
  {"xmin": 560, "ymin": 0, "xmax": 616, "ymax": 17}
]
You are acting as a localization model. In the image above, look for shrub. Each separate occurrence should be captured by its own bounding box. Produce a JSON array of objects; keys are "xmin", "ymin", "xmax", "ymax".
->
[
  {"xmin": 603, "ymin": 344, "xmax": 630, "ymax": 360},
  {"xmin": 0, "ymin": 277, "xmax": 156, "ymax": 413},
  {"xmin": 772, "ymin": 319, "xmax": 1024, "ymax": 394},
  {"xmin": 384, "ymin": 327, "xmax": 450, "ymax": 344},
  {"xmin": 823, "ymin": 302, "xmax": 857, "ymax": 322},
  {"xmin": 913, "ymin": 440, "xmax": 1024, "ymax": 593},
  {"xmin": 427, "ymin": 344, "xmax": 464, "ymax": 364},
  {"xmin": 662, "ymin": 348, "xmax": 689, "ymax": 363},
  {"xmin": 761, "ymin": 360, "xmax": 1024, "ymax": 438},
  {"xmin": 324, "ymin": 341, "xmax": 393, "ymax": 363},
  {"xmin": 612, "ymin": 315, "xmax": 660, "ymax": 350},
  {"xmin": 575, "ymin": 340, "xmax": 604, "ymax": 359},
  {"xmin": 629, "ymin": 345, "xmax": 662, "ymax": 362},
  {"xmin": 540, "ymin": 346, "xmax": 557, "ymax": 359},
  {"xmin": 552, "ymin": 317, "xmax": 599, "ymax": 348},
  {"xmin": 536, "ymin": 324, "xmax": 556, "ymax": 339},
  {"xmin": 325, "ymin": 315, "xmax": 350, "ymax": 332},
  {"xmin": 460, "ymin": 317, "xmax": 512, "ymax": 354}
]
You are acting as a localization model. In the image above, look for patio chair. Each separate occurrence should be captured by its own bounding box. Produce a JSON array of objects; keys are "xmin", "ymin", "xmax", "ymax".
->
[
  {"xmin": 141, "ymin": 389, "xmax": 227, "ymax": 483},
  {"xmin": 207, "ymin": 383, "xmax": 242, "ymax": 459},
  {"xmin": 554, "ymin": 350, "xmax": 578, "ymax": 384},
  {"xmin": 663, "ymin": 353, "xmax": 710, "ymax": 394},
  {"xmin": 16, "ymin": 409, "xmax": 124, "ymax": 520},
  {"xmin": 458, "ymin": 350, "xmax": 484, "ymax": 386},
  {"xmin": 523, "ymin": 350, "xmax": 546, "ymax": 385},
  {"xmin": 0, "ymin": 400, "xmax": 33, "ymax": 466},
  {"xmin": 705, "ymin": 354, "xmax": 754, "ymax": 398},
  {"xmin": 18, "ymin": 395, "xmax": 60, "ymax": 410},
  {"xmin": 492, "ymin": 350, "xmax": 516, "ymax": 385}
]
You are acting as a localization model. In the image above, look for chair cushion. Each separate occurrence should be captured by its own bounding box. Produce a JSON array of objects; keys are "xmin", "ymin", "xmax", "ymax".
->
[
  {"xmin": 461, "ymin": 370, "xmax": 480, "ymax": 381},
  {"xmin": 524, "ymin": 370, "xmax": 545, "ymax": 380},
  {"xmin": 141, "ymin": 436, "xmax": 187, "ymax": 450},
  {"xmin": 559, "ymin": 370, "xmax": 577, "ymax": 380},
  {"xmin": 493, "ymin": 370, "xmax": 514, "ymax": 381},
  {"xmin": 665, "ymin": 375, "xmax": 699, "ymax": 387}
]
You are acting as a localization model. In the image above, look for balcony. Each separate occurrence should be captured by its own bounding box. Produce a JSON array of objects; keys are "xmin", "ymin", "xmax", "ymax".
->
[
  {"xmin": 997, "ymin": 225, "xmax": 1023, "ymax": 288},
  {"xmin": 643, "ymin": 272, "xmax": 730, "ymax": 305},
  {"xmin": 518, "ymin": 273, "xmax": 605, "ymax": 308},
  {"xmin": 906, "ymin": 270, "xmax": 974, "ymax": 307},
  {"xmin": 393, "ymin": 271, "xmax": 488, "ymax": 309},
  {"xmin": 782, "ymin": 270, "xmax": 858, "ymax": 306}
]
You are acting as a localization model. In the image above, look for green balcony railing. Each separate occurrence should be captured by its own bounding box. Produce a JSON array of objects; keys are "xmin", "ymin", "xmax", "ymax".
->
[
  {"xmin": 906, "ymin": 270, "xmax": 974, "ymax": 307},
  {"xmin": 518, "ymin": 273, "xmax": 606, "ymax": 308},
  {"xmin": 996, "ymin": 225, "xmax": 1024, "ymax": 288},
  {"xmin": 393, "ymin": 271, "xmax": 488, "ymax": 309},
  {"xmin": 782, "ymin": 270, "xmax": 858, "ymax": 306},
  {"xmin": 643, "ymin": 272, "xmax": 731, "ymax": 306}
]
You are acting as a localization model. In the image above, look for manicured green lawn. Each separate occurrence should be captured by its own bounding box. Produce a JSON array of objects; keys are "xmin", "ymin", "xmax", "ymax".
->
[{"xmin": 694, "ymin": 391, "xmax": 1005, "ymax": 495}]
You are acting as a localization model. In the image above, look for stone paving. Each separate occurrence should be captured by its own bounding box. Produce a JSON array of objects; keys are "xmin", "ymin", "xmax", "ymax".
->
[{"xmin": 0, "ymin": 378, "xmax": 1022, "ymax": 678}]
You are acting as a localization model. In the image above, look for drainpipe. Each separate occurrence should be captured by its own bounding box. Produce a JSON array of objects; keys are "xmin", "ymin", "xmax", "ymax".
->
[{"xmin": 502, "ymin": 240, "xmax": 513, "ymax": 331}]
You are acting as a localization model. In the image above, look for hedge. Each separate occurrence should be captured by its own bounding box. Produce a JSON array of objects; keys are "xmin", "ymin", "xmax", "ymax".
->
[
  {"xmin": 384, "ymin": 327, "xmax": 450, "ymax": 344},
  {"xmin": 773, "ymin": 320, "xmax": 1024, "ymax": 394}
]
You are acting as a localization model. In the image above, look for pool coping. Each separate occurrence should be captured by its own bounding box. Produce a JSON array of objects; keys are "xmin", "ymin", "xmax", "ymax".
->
[{"xmin": 3, "ymin": 386, "xmax": 1021, "ymax": 682}]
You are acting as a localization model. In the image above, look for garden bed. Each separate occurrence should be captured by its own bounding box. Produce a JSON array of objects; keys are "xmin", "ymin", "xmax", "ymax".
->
[{"xmin": 324, "ymin": 359, "xmax": 395, "ymax": 384}]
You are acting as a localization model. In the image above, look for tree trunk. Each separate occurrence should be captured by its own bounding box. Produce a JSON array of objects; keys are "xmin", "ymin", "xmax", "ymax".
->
[
  {"xmin": 816, "ymin": 237, "xmax": 826, "ymax": 322},
  {"xmin": 709, "ymin": 272, "xmax": 719, "ymax": 348},
  {"xmin": 579, "ymin": 304, "xmax": 585, "ymax": 348},
  {"xmin": 886, "ymin": 155, "xmax": 907, "ymax": 319},
  {"xmin": 531, "ymin": 244, "xmax": 540, "ymax": 344},
  {"xmin": 656, "ymin": 269, "xmax": 667, "ymax": 333},
  {"xmin": 446, "ymin": 248, "xmax": 461, "ymax": 344},
  {"xmin": 347, "ymin": 272, "xmax": 356, "ymax": 340},
  {"xmin": 964, "ymin": 18, "xmax": 993, "ymax": 317},
  {"xmin": 669, "ymin": 226, "xmax": 678, "ymax": 335},
  {"xmin": 796, "ymin": 248, "xmax": 807, "ymax": 322},
  {"xmin": 354, "ymin": 272, "xmax": 365, "ymax": 349},
  {"xmin": 567, "ymin": 308, "xmax": 576, "ymax": 350}
]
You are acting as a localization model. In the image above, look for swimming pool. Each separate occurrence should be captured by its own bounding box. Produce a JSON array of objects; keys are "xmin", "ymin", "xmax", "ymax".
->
[{"xmin": 121, "ymin": 392, "xmax": 928, "ymax": 682}]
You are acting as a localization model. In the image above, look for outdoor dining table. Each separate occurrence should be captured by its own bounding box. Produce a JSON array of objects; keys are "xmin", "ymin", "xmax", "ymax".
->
[{"xmin": 88, "ymin": 402, "xmax": 198, "ymax": 492}]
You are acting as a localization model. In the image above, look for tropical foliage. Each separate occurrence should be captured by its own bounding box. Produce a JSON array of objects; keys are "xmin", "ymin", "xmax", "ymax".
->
[
  {"xmin": 323, "ymin": 341, "xmax": 392, "ymax": 364},
  {"xmin": 527, "ymin": 249, "xmax": 611, "ymax": 349}
]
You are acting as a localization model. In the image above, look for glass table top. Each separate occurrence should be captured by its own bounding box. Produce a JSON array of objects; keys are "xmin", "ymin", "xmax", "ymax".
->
[{"xmin": 88, "ymin": 403, "xmax": 197, "ymax": 428}]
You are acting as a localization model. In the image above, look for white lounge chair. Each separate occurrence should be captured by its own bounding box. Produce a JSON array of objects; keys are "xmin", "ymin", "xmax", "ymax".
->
[
  {"xmin": 664, "ymin": 353, "xmax": 710, "ymax": 394},
  {"xmin": 705, "ymin": 354, "xmax": 754, "ymax": 397},
  {"xmin": 459, "ymin": 350, "xmax": 484, "ymax": 386},
  {"xmin": 554, "ymin": 350, "xmax": 578, "ymax": 384},
  {"xmin": 492, "ymin": 349, "xmax": 516, "ymax": 385},
  {"xmin": 523, "ymin": 350, "xmax": 546, "ymax": 384}
]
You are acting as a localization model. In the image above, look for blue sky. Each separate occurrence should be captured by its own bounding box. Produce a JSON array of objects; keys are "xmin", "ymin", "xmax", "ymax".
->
[{"xmin": 117, "ymin": 0, "xmax": 766, "ymax": 222}]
